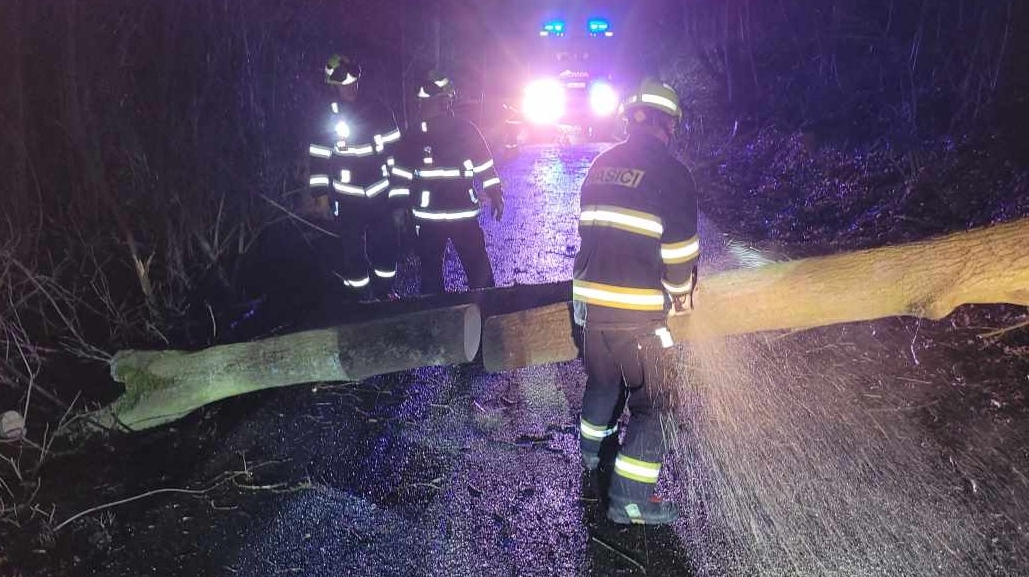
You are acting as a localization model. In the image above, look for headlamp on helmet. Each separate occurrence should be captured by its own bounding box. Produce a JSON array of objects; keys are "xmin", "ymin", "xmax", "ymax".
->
[{"xmin": 325, "ymin": 54, "xmax": 362, "ymax": 86}]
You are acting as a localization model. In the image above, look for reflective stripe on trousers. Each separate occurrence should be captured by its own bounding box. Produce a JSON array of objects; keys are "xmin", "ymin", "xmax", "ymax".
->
[{"xmin": 580, "ymin": 327, "xmax": 670, "ymax": 502}]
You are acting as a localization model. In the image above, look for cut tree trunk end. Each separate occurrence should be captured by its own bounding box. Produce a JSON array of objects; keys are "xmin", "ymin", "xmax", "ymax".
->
[
  {"xmin": 483, "ymin": 218, "xmax": 1029, "ymax": 371},
  {"xmin": 95, "ymin": 304, "xmax": 482, "ymax": 431}
]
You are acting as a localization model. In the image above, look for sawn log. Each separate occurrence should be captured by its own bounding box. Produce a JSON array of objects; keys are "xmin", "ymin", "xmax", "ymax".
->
[
  {"xmin": 97, "ymin": 304, "xmax": 482, "ymax": 431},
  {"xmin": 483, "ymin": 218, "xmax": 1029, "ymax": 371}
]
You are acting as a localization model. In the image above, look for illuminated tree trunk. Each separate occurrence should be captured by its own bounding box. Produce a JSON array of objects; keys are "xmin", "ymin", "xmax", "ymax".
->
[
  {"xmin": 483, "ymin": 218, "xmax": 1029, "ymax": 371},
  {"xmin": 94, "ymin": 304, "xmax": 481, "ymax": 431}
]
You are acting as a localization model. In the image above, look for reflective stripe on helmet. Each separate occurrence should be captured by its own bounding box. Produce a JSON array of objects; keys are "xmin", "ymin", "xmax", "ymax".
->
[
  {"xmin": 641, "ymin": 93, "xmax": 679, "ymax": 115},
  {"xmin": 622, "ymin": 78, "xmax": 682, "ymax": 120}
]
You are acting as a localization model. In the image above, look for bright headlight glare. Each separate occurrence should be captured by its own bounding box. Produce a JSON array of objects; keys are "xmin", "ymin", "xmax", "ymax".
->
[
  {"xmin": 523, "ymin": 79, "xmax": 566, "ymax": 125},
  {"xmin": 334, "ymin": 120, "xmax": 351, "ymax": 139},
  {"xmin": 589, "ymin": 82, "xmax": 619, "ymax": 116}
]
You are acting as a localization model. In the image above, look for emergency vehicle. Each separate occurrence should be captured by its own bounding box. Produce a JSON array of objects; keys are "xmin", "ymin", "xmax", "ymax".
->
[{"xmin": 506, "ymin": 14, "xmax": 623, "ymax": 144}]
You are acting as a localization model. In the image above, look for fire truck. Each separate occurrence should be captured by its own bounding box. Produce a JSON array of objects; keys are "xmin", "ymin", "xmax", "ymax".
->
[{"xmin": 503, "ymin": 12, "xmax": 623, "ymax": 146}]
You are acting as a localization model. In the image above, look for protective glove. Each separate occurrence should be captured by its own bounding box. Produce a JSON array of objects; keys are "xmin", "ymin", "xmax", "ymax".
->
[
  {"xmin": 490, "ymin": 188, "xmax": 505, "ymax": 222},
  {"xmin": 572, "ymin": 300, "xmax": 587, "ymax": 327},
  {"xmin": 667, "ymin": 267, "xmax": 698, "ymax": 318},
  {"xmin": 667, "ymin": 290, "xmax": 694, "ymax": 317}
]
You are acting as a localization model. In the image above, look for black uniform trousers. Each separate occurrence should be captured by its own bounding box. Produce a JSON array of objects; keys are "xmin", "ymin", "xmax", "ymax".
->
[
  {"xmin": 332, "ymin": 199, "xmax": 399, "ymax": 294},
  {"xmin": 415, "ymin": 218, "xmax": 495, "ymax": 294},
  {"xmin": 580, "ymin": 326, "xmax": 670, "ymax": 502}
]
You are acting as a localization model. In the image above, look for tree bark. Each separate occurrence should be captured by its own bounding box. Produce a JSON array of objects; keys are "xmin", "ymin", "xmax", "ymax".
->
[
  {"xmin": 483, "ymin": 218, "xmax": 1029, "ymax": 371},
  {"xmin": 96, "ymin": 304, "xmax": 481, "ymax": 431}
]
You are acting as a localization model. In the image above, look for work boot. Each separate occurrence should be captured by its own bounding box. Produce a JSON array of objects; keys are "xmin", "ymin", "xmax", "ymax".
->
[
  {"xmin": 581, "ymin": 467, "xmax": 602, "ymax": 503},
  {"xmin": 581, "ymin": 456, "xmax": 616, "ymax": 507},
  {"xmin": 607, "ymin": 495, "xmax": 679, "ymax": 525}
]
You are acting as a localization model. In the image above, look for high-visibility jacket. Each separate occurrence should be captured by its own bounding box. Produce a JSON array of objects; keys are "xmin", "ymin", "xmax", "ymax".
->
[
  {"xmin": 307, "ymin": 98, "xmax": 401, "ymax": 210},
  {"xmin": 389, "ymin": 115, "xmax": 501, "ymax": 222},
  {"xmin": 572, "ymin": 132, "xmax": 699, "ymax": 327}
]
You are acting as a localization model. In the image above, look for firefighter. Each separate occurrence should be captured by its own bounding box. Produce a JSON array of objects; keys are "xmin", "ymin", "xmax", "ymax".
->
[
  {"xmin": 307, "ymin": 54, "xmax": 403, "ymax": 300},
  {"xmin": 390, "ymin": 70, "xmax": 504, "ymax": 294},
  {"xmin": 573, "ymin": 77, "xmax": 699, "ymax": 525}
]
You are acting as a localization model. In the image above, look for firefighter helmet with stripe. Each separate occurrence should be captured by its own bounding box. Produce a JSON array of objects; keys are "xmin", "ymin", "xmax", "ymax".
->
[
  {"xmin": 417, "ymin": 70, "xmax": 457, "ymax": 99},
  {"xmin": 325, "ymin": 54, "xmax": 362, "ymax": 86},
  {"xmin": 620, "ymin": 77, "xmax": 682, "ymax": 123}
]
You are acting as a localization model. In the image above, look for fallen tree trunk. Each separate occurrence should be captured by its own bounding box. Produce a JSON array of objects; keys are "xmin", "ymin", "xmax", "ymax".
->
[
  {"xmin": 88, "ymin": 219, "xmax": 1029, "ymax": 431},
  {"xmin": 95, "ymin": 304, "xmax": 482, "ymax": 431},
  {"xmin": 483, "ymin": 218, "xmax": 1029, "ymax": 371}
]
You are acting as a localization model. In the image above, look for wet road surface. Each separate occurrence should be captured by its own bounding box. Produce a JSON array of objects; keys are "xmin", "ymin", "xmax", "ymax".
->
[
  {"xmin": 60, "ymin": 143, "xmax": 704, "ymax": 577},
  {"xmin": 42, "ymin": 143, "xmax": 1029, "ymax": 576}
]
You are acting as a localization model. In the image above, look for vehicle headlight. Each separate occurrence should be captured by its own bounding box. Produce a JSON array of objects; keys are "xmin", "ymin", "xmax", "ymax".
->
[
  {"xmin": 523, "ymin": 79, "xmax": 566, "ymax": 125},
  {"xmin": 589, "ymin": 82, "xmax": 619, "ymax": 117}
]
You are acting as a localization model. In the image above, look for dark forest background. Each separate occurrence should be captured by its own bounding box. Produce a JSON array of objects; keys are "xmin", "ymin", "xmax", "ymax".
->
[{"xmin": 0, "ymin": 0, "xmax": 1026, "ymax": 433}]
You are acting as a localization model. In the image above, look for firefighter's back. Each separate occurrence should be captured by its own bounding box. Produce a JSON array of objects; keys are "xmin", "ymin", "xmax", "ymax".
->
[{"xmin": 573, "ymin": 134, "xmax": 687, "ymax": 328}]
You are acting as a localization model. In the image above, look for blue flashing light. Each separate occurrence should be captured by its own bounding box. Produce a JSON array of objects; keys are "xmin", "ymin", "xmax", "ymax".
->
[
  {"xmin": 587, "ymin": 19, "xmax": 610, "ymax": 33},
  {"xmin": 543, "ymin": 20, "xmax": 566, "ymax": 34}
]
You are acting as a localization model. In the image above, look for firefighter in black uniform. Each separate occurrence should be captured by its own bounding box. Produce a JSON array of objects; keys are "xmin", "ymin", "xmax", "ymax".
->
[
  {"xmin": 390, "ymin": 71, "xmax": 504, "ymax": 294},
  {"xmin": 573, "ymin": 78, "xmax": 700, "ymax": 525},
  {"xmin": 307, "ymin": 54, "xmax": 403, "ymax": 300}
]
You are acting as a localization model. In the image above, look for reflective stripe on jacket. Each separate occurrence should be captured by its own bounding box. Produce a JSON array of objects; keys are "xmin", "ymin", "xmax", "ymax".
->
[
  {"xmin": 307, "ymin": 98, "xmax": 400, "ymax": 206},
  {"xmin": 572, "ymin": 132, "xmax": 699, "ymax": 327},
  {"xmin": 391, "ymin": 115, "xmax": 500, "ymax": 221}
]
